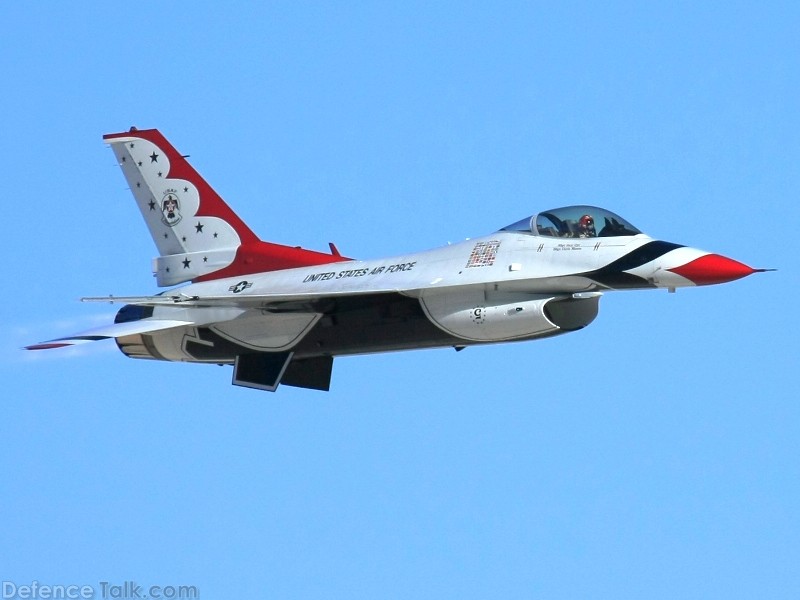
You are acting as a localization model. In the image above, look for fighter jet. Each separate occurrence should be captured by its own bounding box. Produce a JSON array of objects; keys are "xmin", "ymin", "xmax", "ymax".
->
[{"xmin": 26, "ymin": 128, "xmax": 767, "ymax": 391}]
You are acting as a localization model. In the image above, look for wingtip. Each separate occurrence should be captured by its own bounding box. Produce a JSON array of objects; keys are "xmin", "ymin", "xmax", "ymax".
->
[{"xmin": 24, "ymin": 342, "xmax": 73, "ymax": 351}]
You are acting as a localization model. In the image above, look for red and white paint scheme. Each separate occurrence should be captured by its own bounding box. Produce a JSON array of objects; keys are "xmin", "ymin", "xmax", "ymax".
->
[{"xmin": 27, "ymin": 128, "xmax": 768, "ymax": 391}]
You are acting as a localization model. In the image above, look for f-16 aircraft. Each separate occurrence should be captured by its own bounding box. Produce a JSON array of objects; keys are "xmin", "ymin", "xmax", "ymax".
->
[{"xmin": 27, "ymin": 128, "xmax": 767, "ymax": 391}]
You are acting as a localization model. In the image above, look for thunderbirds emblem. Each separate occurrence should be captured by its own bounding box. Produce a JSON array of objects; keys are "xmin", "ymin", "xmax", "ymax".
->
[{"xmin": 161, "ymin": 190, "xmax": 182, "ymax": 226}]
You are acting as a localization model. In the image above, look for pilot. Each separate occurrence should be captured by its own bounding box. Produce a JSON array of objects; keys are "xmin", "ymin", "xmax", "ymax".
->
[{"xmin": 577, "ymin": 214, "xmax": 596, "ymax": 237}]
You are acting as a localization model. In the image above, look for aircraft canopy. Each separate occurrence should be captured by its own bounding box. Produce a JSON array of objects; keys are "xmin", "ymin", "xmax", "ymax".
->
[{"xmin": 500, "ymin": 205, "xmax": 642, "ymax": 238}]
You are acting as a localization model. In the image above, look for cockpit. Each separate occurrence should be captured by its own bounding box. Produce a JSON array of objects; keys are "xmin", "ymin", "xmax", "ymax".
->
[{"xmin": 500, "ymin": 205, "xmax": 642, "ymax": 238}]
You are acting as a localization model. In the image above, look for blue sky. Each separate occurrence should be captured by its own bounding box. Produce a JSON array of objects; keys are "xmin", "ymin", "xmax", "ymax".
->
[{"xmin": 1, "ymin": 2, "xmax": 797, "ymax": 598}]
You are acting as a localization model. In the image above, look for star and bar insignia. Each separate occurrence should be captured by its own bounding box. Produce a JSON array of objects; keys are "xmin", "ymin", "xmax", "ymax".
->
[{"xmin": 229, "ymin": 281, "xmax": 253, "ymax": 294}]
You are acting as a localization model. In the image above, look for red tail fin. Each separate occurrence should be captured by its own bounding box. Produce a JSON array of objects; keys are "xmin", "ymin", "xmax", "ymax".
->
[{"xmin": 104, "ymin": 127, "xmax": 348, "ymax": 286}]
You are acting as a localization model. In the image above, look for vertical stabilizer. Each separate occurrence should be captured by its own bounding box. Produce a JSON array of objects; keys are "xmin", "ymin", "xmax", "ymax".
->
[{"xmin": 104, "ymin": 127, "xmax": 346, "ymax": 286}]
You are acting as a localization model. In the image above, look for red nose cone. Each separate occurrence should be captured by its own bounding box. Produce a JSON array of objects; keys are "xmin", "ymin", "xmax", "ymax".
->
[{"xmin": 668, "ymin": 254, "xmax": 757, "ymax": 285}]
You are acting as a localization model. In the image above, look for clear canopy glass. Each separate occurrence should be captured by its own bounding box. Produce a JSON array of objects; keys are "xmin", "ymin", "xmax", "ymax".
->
[{"xmin": 500, "ymin": 205, "xmax": 642, "ymax": 238}]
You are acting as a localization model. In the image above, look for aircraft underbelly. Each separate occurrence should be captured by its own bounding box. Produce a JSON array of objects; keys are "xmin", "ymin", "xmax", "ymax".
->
[
  {"xmin": 117, "ymin": 292, "xmax": 598, "ymax": 363},
  {"xmin": 292, "ymin": 297, "xmax": 461, "ymax": 357},
  {"xmin": 117, "ymin": 294, "xmax": 461, "ymax": 361}
]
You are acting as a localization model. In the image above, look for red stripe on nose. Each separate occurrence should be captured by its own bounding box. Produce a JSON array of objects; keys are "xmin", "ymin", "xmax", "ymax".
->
[{"xmin": 668, "ymin": 254, "xmax": 756, "ymax": 285}]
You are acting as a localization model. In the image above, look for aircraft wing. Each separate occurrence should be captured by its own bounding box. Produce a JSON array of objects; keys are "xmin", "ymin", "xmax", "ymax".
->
[
  {"xmin": 79, "ymin": 287, "xmax": 406, "ymax": 308},
  {"xmin": 28, "ymin": 286, "xmax": 402, "ymax": 351},
  {"xmin": 35, "ymin": 261, "xmax": 603, "ymax": 355},
  {"xmin": 78, "ymin": 288, "xmax": 416, "ymax": 319}
]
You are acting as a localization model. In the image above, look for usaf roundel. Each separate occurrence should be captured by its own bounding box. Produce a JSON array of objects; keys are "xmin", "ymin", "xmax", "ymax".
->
[{"xmin": 161, "ymin": 191, "xmax": 182, "ymax": 227}]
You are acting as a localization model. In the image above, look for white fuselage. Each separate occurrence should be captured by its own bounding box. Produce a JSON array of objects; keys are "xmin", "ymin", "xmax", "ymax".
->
[{"xmin": 179, "ymin": 231, "xmax": 701, "ymax": 301}]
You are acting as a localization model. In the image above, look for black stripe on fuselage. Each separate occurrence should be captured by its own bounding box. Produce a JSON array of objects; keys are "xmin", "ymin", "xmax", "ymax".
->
[{"xmin": 585, "ymin": 240, "xmax": 684, "ymax": 289}]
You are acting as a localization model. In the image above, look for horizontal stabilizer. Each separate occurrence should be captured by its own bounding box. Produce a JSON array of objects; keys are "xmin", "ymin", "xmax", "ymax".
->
[{"xmin": 25, "ymin": 319, "xmax": 191, "ymax": 350}]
